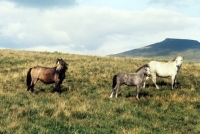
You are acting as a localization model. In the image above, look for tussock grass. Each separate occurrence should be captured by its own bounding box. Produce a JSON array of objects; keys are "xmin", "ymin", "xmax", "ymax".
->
[{"xmin": 0, "ymin": 49, "xmax": 199, "ymax": 133}]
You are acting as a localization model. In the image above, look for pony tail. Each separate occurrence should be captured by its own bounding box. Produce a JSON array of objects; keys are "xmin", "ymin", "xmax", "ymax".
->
[
  {"xmin": 112, "ymin": 75, "xmax": 117, "ymax": 88},
  {"xmin": 26, "ymin": 68, "xmax": 32, "ymax": 87}
]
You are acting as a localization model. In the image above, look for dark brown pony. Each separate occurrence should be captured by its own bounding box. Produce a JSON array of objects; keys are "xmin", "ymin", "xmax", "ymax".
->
[{"xmin": 26, "ymin": 58, "xmax": 68, "ymax": 93}]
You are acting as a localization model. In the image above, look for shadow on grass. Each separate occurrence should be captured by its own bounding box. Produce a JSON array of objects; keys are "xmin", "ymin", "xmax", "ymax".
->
[
  {"xmin": 139, "ymin": 91, "xmax": 153, "ymax": 98},
  {"xmin": 156, "ymin": 81, "xmax": 181, "ymax": 90},
  {"xmin": 61, "ymin": 87, "xmax": 69, "ymax": 93},
  {"xmin": 34, "ymin": 87, "xmax": 69, "ymax": 95},
  {"xmin": 123, "ymin": 90, "xmax": 153, "ymax": 99},
  {"xmin": 144, "ymin": 81, "xmax": 168, "ymax": 89}
]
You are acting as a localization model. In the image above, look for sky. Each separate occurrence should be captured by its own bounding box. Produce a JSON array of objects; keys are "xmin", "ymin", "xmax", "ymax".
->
[{"xmin": 0, "ymin": 0, "xmax": 200, "ymax": 56}]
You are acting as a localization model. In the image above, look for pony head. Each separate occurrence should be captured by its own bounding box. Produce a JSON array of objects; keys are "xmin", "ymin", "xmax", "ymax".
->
[
  {"xmin": 135, "ymin": 64, "xmax": 151, "ymax": 77},
  {"xmin": 144, "ymin": 64, "xmax": 151, "ymax": 77},
  {"xmin": 56, "ymin": 58, "xmax": 68, "ymax": 72},
  {"xmin": 174, "ymin": 55, "xmax": 184, "ymax": 67}
]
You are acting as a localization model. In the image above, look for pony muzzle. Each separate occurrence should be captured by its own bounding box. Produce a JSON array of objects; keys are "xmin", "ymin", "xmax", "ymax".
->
[{"xmin": 147, "ymin": 73, "xmax": 151, "ymax": 77}]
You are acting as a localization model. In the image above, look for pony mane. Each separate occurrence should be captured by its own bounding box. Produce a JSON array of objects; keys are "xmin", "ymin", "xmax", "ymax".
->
[{"xmin": 135, "ymin": 64, "xmax": 149, "ymax": 72}]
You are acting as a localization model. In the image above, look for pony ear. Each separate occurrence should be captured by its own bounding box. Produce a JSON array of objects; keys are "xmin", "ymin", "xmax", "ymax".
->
[
  {"xmin": 144, "ymin": 64, "xmax": 149, "ymax": 67},
  {"xmin": 56, "ymin": 59, "xmax": 60, "ymax": 64}
]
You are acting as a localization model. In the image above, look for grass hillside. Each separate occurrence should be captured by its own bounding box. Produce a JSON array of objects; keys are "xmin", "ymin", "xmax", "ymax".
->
[
  {"xmin": 112, "ymin": 38, "xmax": 200, "ymax": 62},
  {"xmin": 0, "ymin": 49, "xmax": 200, "ymax": 133}
]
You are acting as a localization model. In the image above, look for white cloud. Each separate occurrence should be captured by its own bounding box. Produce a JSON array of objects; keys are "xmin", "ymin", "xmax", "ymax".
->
[
  {"xmin": 148, "ymin": 0, "xmax": 200, "ymax": 7},
  {"xmin": 0, "ymin": 1, "xmax": 200, "ymax": 55}
]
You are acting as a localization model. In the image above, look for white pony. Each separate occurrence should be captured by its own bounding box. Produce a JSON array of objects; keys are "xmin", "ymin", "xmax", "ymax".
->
[{"xmin": 143, "ymin": 55, "xmax": 184, "ymax": 90}]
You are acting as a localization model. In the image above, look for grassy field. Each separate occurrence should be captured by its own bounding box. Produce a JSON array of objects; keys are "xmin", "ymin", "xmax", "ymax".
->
[{"xmin": 0, "ymin": 49, "xmax": 199, "ymax": 134}]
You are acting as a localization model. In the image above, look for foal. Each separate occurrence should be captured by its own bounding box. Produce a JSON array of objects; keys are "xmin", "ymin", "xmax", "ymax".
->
[{"xmin": 110, "ymin": 64, "xmax": 151, "ymax": 100}]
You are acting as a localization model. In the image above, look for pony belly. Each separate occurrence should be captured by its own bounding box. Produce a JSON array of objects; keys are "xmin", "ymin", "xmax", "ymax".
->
[
  {"xmin": 39, "ymin": 76, "xmax": 55, "ymax": 84},
  {"xmin": 155, "ymin": 67, "xmax": 173, "ymax": 77},
  {"xmin": 124, "ymin": 79, "xmax": 139, "ymax": 86},
  {"xmin": 40, "ymin": 79, "xmax": 55, "ymax": 84},
  {"xmin": 156, "ymin": 70, "xmax": 174, "ymax": 77},
  {"xmin": 156, "ymin": 72, "xmax": 171, "ymax": 77},
  {"xmin": 124, "ymin": 82, "xmax": 136, "ymax": 86},
  {"xmin": 154, "ymin": 62, "xmax": 176, "ymax": 77},
  {"xmin": 38, "ymin": 72, "xmax": 57, "ymax": 84}
]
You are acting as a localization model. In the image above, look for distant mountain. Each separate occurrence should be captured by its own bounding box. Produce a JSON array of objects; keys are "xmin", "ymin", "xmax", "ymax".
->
[{"xmin": 111, "ymin": 38, "xmax": 200, "ymax": 61}]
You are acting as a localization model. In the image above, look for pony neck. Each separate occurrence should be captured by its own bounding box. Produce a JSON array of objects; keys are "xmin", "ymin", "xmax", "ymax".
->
[{"xmin": 137, "ymin": 67, "xmax": 145, "ymax": 76}]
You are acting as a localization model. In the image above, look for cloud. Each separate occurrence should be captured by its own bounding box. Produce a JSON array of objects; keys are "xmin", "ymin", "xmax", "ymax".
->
[
  {"xmin": 148, "ymin": 0, "xmax": 200, "ymax": 7},
  {"xmin": 0, "ymin": 1, "xmax": 200, "ymax": 55},
  {"xmin": 4, "ymin": 0, "xmax": 77, "ymax": 8}
]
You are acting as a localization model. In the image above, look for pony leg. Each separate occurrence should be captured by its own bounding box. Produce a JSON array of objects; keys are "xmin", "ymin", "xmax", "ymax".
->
[
  {"xmin": 27, "ymin": 80, "xmax": 33, "ymax": 91},
  {"xmin": 110, "ymin": 86, "xmax": 117, "ymax": 98},
  {"xmin": 27, "ymin": 79, "xmax": 33, "ymax": 91},
  {"xmin": 110, "ymin": 91, "xmax": 114, "ymax": 98},
  {"xmin": 57, "ymin": 84, "xmax": 62, "ymax": 94},
  {"xmin": 171, "ymin": 75, "xmax": 177, "ymax": 90},
  {"xmin": 115, "ymin": 84, "xmax": 121, "ymax": 98},
  {"xmin": 27, "ymin": 85, "xmax": 31, "ymax": 91},
  {"xmin": 53, "ymin": 81, "xmax": 62, "ymax": 94},
  {"xmin": 174, "ymin": 79, "xmax": 177, "ymax": 88},
  {"xmin": 27, "ymin": 85, "xmax": 34, "ymax": 92},
  {"xmin": 136, "ymin": 85, "xmax": 140, "ymax": 100},
  {"xmin": 53, "ymin": 84, "xmax": 59, "ymax": 92},
  {"xmin": 27, "ymin": 83, "xmax": 34, "ymax": 92},
  {"xmin": 110, "ymin": 75, "xmax": 117, "ymax": 98},
  {"xmin": 29, "ymin": 78, "xmax": 38, "ymax": 92},
  {"xmin": 110, "ymin": 83, "xmax": 120, "ymax": 98},
  {"xmin": 143, "ymin": 76, "xmax": 149, "ymax": 88},
  {"xmin": 152, "ymin": 74, "xmax": 159, "ymax": 89},
  {"xmin": 110, "ymin": 84, "xmax": 120, "ymax": 98},
  {"xmin": 110, "ymin": 86, "xmax": 115, "ymax": 98}
]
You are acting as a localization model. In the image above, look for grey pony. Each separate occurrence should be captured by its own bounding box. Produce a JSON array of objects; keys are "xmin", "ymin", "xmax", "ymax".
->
[{"xmin": 110, "ymin": 64, "xmax": 151, "ymax": 100}]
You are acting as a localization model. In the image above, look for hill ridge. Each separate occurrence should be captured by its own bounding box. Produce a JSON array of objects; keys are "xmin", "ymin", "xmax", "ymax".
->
[{"xmin": 112, "ymin": 38, "xmax": 200, "ymax": 61}]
